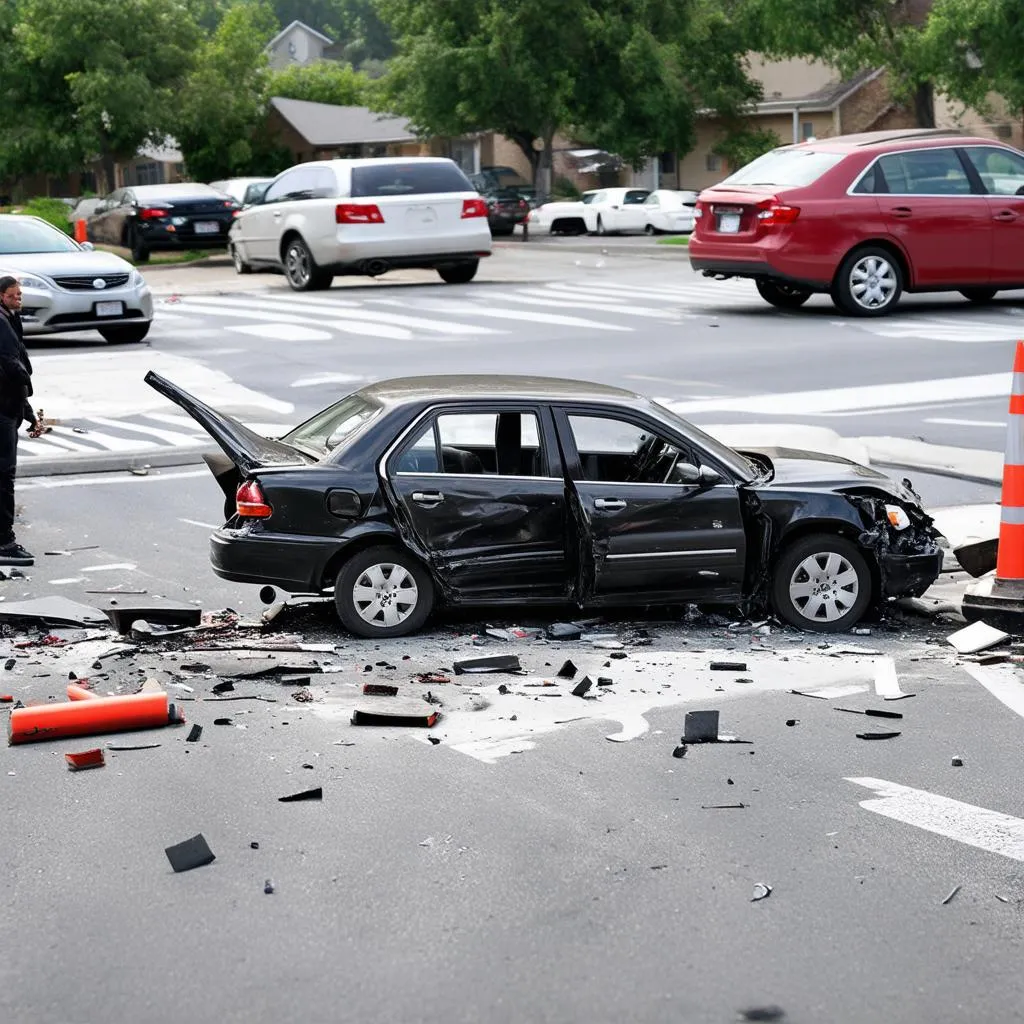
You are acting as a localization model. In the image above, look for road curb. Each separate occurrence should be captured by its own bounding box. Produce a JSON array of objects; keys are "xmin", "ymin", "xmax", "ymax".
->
[
  {"xmin": 20, "ymin": 446, "xmax": 210, "ymax": 478},
  {"xmin": 142, "ymin": 256, "xmax": 232, "ymax": 273}
]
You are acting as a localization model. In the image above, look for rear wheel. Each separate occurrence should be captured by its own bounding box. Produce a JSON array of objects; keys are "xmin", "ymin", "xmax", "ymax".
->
[
  {"xmin": 961, "ymin": 287, "xmax": 998, "ymax": 303},
  {"xmin": 756, "ymin": 279, "xmax": 813, "ymax": 310},
  {"xmin": 99, "ymin": 323, "xmax": 151, "ymax": 344},
  {"xmin": 334, "ymin": 546, "xmax": 434, "ymax": 638},
  {"xmin": 231, "ymin": 243, "xmax": 252, "ymax": 275},
  {"xmin": 644, "ymin": 223, "xmax": 658, "ymax": 235},
  {"xmin": 438, "ymin": 260, "xmax": 479, "ymax": 284},
  {"xmin": 129, "ymin": 229, "xmax": 150, "ymax": 264},
  {"xmin": 772, "ymin": 533, "xmax": 872, "ymax": 633},
  {"xmin": 284, "ymin": 237, "xmax": 332, "ymax": 291},
  {"xmin": 596, "ymin": 215, "xmax": 607, "ymax": 236},
  {"xmin": 831, "ymin": 246, "xmax": 902, "ymax": 316}
]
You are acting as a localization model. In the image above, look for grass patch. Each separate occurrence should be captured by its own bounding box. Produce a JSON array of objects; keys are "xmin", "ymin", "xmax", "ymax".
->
[
  {"xmin": 94, "ymin": 244, "xmax": 226, "ymax": 267},
  {"xmin": 656, "ymin": 236, "xmax": 690, "ymax": 246}
]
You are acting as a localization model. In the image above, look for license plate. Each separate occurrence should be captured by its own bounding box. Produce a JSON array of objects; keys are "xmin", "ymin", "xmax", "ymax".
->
[
  {"xmin": 95, "ymin": 301, "xmax": 124, "ymax": 317},
  {"xmin": 194, "ymin": 221, "xmax": 219, "ymax": 234},
  {"xmin": 718, "ymin": 213, "xmax": 741, "ymax": 233}
]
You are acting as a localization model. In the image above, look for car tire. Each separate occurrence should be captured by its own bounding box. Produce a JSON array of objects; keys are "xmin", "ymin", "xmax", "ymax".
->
[
  {"xmin": 129, "ymin": 229, "xmax": 150, "ymax": 264},
  {"xmin": 771, "ymin": 533, "xmax": 873, "ymax": 633},
  {"xmin": 961, "ymin": 287, "xmax": 998, "ymax": 303},
  {"xmin": 99, "ymin": 323, "xmax": 151, "ymax": 344},
  {"xmin": 831, "ymin": 246, "xmax": 903, "ymax": 316},
  {"xmin": 645, "ymin": 224, "xmax": 657, "ymax": 235},
  {"xmin": 755, "ymin": 279, "xmax": 813, "ymax": 310},
  {"xmin": 438, "ymin": 260, "xmax": 479, "ymax": 285},
  {"xmin": 596, "ymin": 215, "xmax": 607, "ymax": 236},
  {"xmin": 334, "ymin": 546, "xmax": 435, "ymax": 638},
  {"xmin": 284, "ymin": 236, "xmax": 332, "ymax": 291},
  {"xmin": 231, "ymin": 243, "xmax": 252, "ymax": 275}
]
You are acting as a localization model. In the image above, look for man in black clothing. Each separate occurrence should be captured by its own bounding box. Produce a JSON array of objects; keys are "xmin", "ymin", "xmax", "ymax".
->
[{"xmin": 0, "ymin": 276, "xmax": 37, "ymax": 565}]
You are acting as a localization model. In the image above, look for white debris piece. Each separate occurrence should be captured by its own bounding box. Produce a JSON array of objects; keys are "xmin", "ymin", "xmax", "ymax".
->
[{"xmin": 947, "ymin": 621, "xmax": 1010, "ymax": 655}]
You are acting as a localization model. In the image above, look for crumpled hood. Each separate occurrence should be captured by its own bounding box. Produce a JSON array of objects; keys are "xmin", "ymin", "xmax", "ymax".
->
[
  {"xmin": 739, "ymin": 446, "xmax": 922, "ymax": 505},
  {"xmin": 0, "ymin": 250, "xmax": 136, "ymax": 279}
]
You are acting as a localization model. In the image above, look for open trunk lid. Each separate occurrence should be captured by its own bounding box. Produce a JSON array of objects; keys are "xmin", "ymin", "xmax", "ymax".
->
[{"xmin": 145, "ymin": 371, "xmax": 314, "ymax": 478}]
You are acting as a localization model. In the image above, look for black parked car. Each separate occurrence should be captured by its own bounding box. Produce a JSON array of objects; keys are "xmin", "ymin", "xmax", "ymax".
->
[
  {"xmin": 146, "ymin": 372, "xmax": 943, "ymax": 638},
  {"xmin": 86, "ymin": 184, "xmax": 240, "ymax": 262},
  {"xmin": 470, "ymin": 174, "xmax": 531, "ymax": 236}
]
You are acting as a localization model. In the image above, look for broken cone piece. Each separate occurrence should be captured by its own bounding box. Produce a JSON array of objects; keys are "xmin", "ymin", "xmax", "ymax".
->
[
  {"xmin": 710, "ymin": 662, "xmax": 747, "ymax": 672},
  {"xmin": 856, "ymin": 731, "xmax": 901, "ymax": 740},
  {"xmin": 185, "ymin": 724, "xmax": 203, "ymax": 743},
  {"xmin": 65, "ymin": 748, "xmax": 105, "ymax": 771},
  {"xmin": 362, "ymin": 682, "xmax": 399, "ymax": 696},
  {"xmin": 8, "ymin": 691, "xmax": 184, "ymax": 745},
  {"xmin": 67, "ymin": 684, "xmax": 98, "ymax": 701},
  {"xmin": 453, "ymin": 655, "xmax": 521, "ymax": 675},
  {"xmin": 556, "ymin": 659, "xmax": 579, "ymax": 680},
  {"xmin": 165, "ymin": 833, "xmax": 216, "ymax": 873},
  {"xmin": 278, "ymin": 786, "xmax": 322, "ymax": 803},
  {"xmin": 350, "ymin": 702, "xmax": 439, "ymax": 728},
  {"xmin": 571, "ymin": 677, "xmax": 593, "ymax": 698},
  {"xmin": 684, "ymin": 710, "xmax": 720, "ymax": 743}
]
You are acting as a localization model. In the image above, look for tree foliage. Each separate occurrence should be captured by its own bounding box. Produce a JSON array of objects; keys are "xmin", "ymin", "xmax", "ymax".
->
[
  {"xmin": 174, "ymin": 1, "xmax": 281, "ymax": 181},
  {"xmin": 268, "ymin": 61, "xmax": 368, "ymax": 106},
  {"xmin": 712, "ymin": 125, "xmax": 781, "ymax": 169}
]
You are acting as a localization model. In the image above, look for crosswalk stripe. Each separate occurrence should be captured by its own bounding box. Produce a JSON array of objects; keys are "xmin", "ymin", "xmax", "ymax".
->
[
  {"xmin": 498, "ymin": 290, "xmax": 683, "ymax": 319},
  {"xmin": 554, "ymin": 280, "xmax": 752, "ymax": 302},
  {"xmin": 55, "ymin": 428, "xmax": 160, "ymax": 453},
  {"xmin": 374, "ymin": 299, "xmax": 633, "ymax": 331},
  {"xmin": 204, "ymin": 294, "xmax": 497, "ymax": 335},
  {"xmin": 84, "ymin": 417, "xmax": 205, "ymax": 445}
]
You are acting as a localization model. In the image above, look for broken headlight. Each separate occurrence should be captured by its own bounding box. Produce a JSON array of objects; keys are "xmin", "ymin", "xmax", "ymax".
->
[{"xmin": 884, "ymin": 504, "xmax": 911, "ymax": 531}]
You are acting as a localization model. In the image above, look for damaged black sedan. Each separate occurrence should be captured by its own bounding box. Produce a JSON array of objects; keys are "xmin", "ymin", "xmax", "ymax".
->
[{"xmin": 146, "ymin": 372, "xmax": 943, "ymax": 638}]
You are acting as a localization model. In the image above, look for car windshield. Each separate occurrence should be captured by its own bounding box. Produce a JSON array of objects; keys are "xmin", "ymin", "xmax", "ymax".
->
[
  {"xmin": 280, "ymin": 394, "xmax": 381, "ymax": 457},
  {"xmin": 722, "ymin": 149, "xmax": 846, "ymax": 188},
  {"xmin": 581, "ymin": 193, "xmax": 598, "ymax": 204},
  {"xmin": 650, "ymin": 401, "xmax": 756, "ymax": 482},
  {"xmin": 0, "ymin": 218, "xmax": 80, "ymax": 254}
]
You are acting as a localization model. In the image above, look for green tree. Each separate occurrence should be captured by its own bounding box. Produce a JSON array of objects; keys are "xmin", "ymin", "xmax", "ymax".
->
[
  {"xmin": 175, "ymin": 1, "xmax": 280, "ymax": 182},
  {"xmin": 268, "ymin": 60, "xmax": 369, "ymax": 105},
  {"xmin": 713, "ymin": 125, "xmax": 781, "ymax": 170},
  {"xmin": 15, "ymin": 0, "xmax": 202, "ymax": 191},
  {"xmin": 739, "ymin": 0, "xmax": 936, "ymax": 127},
  {"xmin": 921, "ymin": 0, "xmax": 1024, "ymax": 116}
]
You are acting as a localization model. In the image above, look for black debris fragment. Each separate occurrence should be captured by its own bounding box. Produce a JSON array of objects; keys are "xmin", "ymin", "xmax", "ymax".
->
[
  {"xmin": 834, "ymin": 707, "xmax": 903, "ymax": 719},
  {"xmin": 711, "ymin": 661, "xmax": 747, "ymax": 672},
  {"xmin": 954, "ymin": 537, "xmax": 997, "ymax": 578},
  {"xmin": 278, "ymin": 787, "xmax": 323, "ymax": 803},
  {"xmin": 497, "ymin": 684, "xmax": 510, "ymax": 695},
  {"xmin": 213, "ymin": 718, "xmax": 232, "ymax": 726},
  {"xmin": 789, "ymin": 689, "xmax": 827, "ymax": 700},
  {"xmin": 363, "ymin": 682, "xmax": 398, "ymax": 696},
  {"xmin": 571, "ymin": 676, "xmax": 594, "ymax": 698},
  {"xmin": 453, "ymin": 655, "xmax": 521, "ymax": 675},
  {"xmin": 351, "ymin": 701, "xmax": 440, "ymax": 727},
  {"xmin": 597, "ymin": 677, "xmax": 613, "ymax": 687},
  {"xmin": 751, "ymin": 883, "xmax": 773, "ymax": 902},
  {"xmin": 547, "ymin": 622, "xmax": 582, "ymax": 641},
  {"xmin": 212, "ymin": 681, "xmax": 234, "ymax": 694},
  {"xmin": 952, "ymin": 756, "xmax": 964, "ymax": 767},
  {"xmin": 856, "ymin": 731, "xmax": 901, "ymax": 740},
  {"xmin": 291, "ymin": 688, "xmax": 314, "ymax": 703},
  {"xmin": 0, "ymin": 597, "xmax": 108, "ymax": 628},
  {"xmin": 556, "ymin": 659, "xmax": 579, "ymax": 679},
  {"xmin": 785, "ymin": 719, "xmax": 798, "ymax": 727},
  {"xmin": 264, "ymin": 879, "xmax": 275, "ymax": 894},
  {"xmin": 942, "ymin": 884, "xmax": 962, "ymax": 905},
  {"xmin": 738, "ymin": 1007, "xmax": 786, "ymax": 1022},
  {"xmin": 4, "ymin": 658, "xmax": 14, "ymax": 671},
  {"xmin": 103, "ymin": 600, "xmax": 202, "ymax": 634},
  {"xmin": 609, "ymin": 651, "xmax": 628, "ymax": 660},
  {"xmin": 702, "ymin": 802, "xmax": 746, "ymax": 809},
  {"xmin": 428, "ymin": 736, "xmax": 441, "ymax": 745},
  {"xmin": 165, "ymin": 833, "xmax": 216, "ymax": 873},
  {"xmin": 672, "ymin": 745, "xmax": 687, "ymax": 759},
  {"xmin": 684, "ymin": 710, "xmax": 720, "ymax": 742},
  {"xmin": 251, "ymin": 841, "xmax": 260, "ymax": 849}
]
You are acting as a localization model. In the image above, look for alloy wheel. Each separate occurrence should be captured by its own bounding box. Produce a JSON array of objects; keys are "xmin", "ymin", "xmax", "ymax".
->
[
  {"xmin": 788, "ymin": 551, "xmax": 860, "ymax": 623},
  {"xmin": 352, "ymin": 562, "xmax": 419, "ymax": 629},
  {"xmin": 849, "ymin": 254, "xmax": 897, "ymax": 311},
  {"xmin": 285, "ymin": 243, "xmax": 311, "ymax": 288}
]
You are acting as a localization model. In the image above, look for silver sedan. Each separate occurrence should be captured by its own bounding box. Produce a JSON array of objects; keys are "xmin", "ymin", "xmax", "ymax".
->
[{"xmin": 0, "ymin": 215, "xmax": 153, "ymax": 343}]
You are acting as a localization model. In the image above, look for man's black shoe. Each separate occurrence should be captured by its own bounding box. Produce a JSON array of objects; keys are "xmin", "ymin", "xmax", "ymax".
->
[{"xmin": 0, "ymin": 543, "xmax": 33, "ymax": 566}]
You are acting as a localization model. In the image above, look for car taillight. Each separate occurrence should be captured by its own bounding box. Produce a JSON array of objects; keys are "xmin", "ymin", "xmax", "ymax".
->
[
  {"xmin": 693, "ymin": 201, "xmax": 705, "ymax": 219},
  {"xmin": 461, "ymin": 198, "xmax": 489, "ymax": 219},
  {"xmin": 756, "ymin": 200, "xmax": 800, "ymax": 226},
  {"xmin": 236, "ymin": 479, "xmax": 272, "ymax": 519},
  {"xmin": 336, "ymin": 203, "xmax": 384, "ymax": 224},
  {"xmin": 518, "ymin": 199, "xmax": 527, "ymax": 208},
  {"xmin": 139, "ymin": 208, "xmax": 167, "ymax": 220}
]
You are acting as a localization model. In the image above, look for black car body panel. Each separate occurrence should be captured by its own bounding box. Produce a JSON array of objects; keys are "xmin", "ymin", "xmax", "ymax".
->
[{"xmin": 146, "ymin": 374, "xmax": 944, "ymax": 620}]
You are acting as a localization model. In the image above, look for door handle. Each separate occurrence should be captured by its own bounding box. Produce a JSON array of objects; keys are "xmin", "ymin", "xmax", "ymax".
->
[
  {"xmin": 594, "ymin": 498, "xmax": 626, "ymax": 510},
  {"xmin": 412, "ymin": 491, "xmax": 444, "ymax": 505},
  {"xmin": 995, "ymin": 210, "xmax": 1018, "ymax": 222},
  {"xmin": 891, "ymin": 206, "xmax": 912, "ymax": 219}
]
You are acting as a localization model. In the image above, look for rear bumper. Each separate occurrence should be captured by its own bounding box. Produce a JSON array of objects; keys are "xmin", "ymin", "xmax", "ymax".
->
[
  {"xmin": 688, "ymin": 256, "xmax": 827, "ymax": 292},
  {"xmin": 138, "ymin": 221, "xmax": 233, "ymax": 250},
  {"xmin": 881, "ymin": 547, "xmax": 943, "ymax": 599},
  {"xmin": 211, "ymin": 526, "xmax": 341, "ymax": 594},
  {"xmin": 324, "ymin": 250, "xmax": 491, "ymax": 273}
]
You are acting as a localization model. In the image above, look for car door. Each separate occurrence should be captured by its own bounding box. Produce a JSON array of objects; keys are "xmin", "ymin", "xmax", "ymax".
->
[
  {"xmin": 871, "ymin": 147, "xmax": 992, "ymax": 287},
  {"xmin": 618, "ymin": 189, "xmax": 651, "ymax": 232},
  {"xmin": 961, "ymin": 145, "xmax": 1024, "ymax": 285},
  {"xmin": 554, "ymin": 408, "xmax": 747, "ymax": 602},
  {"xmin": 585, "ymin": 190, "xmax": 607, "ymax": 232},
  {"xmin": 643, "ymin": 193, "xmax": 660, "ymax": 231},
  {"xmin": 384, "ymin": 405, "xmax": 569, "ymax": 600},
  {"xmin": 91, "ymin": 191, "xmax": 120, "ymax": 244},
  {"xmin": 243, "ymin": 168, "xmax": 313, "ymax": 263}
]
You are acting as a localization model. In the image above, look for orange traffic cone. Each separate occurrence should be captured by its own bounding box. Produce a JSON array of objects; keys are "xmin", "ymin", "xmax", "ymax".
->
[
  {"xmin": 8, "ymin": 691, "xmax": 184, "ymax": 745},
  {"xmin": 67, "ymin": 684, "xmax": 98, "ymax": 701},
  {"xmin": 963, "ymin": 341, "xmax": 1024, "ymax": 631},
  {"xmin": 73, "ymin": 219, "xmax": 88, "ymax": 243}
]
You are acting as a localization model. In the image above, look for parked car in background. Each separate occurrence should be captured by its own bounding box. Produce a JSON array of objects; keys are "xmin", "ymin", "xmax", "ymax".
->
[
  {"xmin": 209, "ymin": 177, "xmax": 273, "ymax": 207},
  {"xmin": 0, "ymin": 215, "xmax": 152, "ymax": 343},
  {"xmin": 228, "ymin": 157, "xmax": 492, "ymax": 290},
  {"xmin": 688, "ymin": 128, "xmax": 1024, "ymax": 316},
  {"xmin": 147, "ymin": 371, "xmax": 942, "ymax": 638},
  {"xmin": 69, "ymin": 197, "xmax": 103, "ymax": 225},
  {"xmin": 642, "ymin": 190, "xmax": 698, "ymax": 234},
  {"xmin": 580, "ymin": 188, "xmax": 652, "ymax": 235},
  {"xmin": 469, "ymin": 174, "xmax": 530, "ymax": 236},
  {"xmin": 525, "ymin": 191, "xmax": 599, "ymax": 235},
  {"xmin": 87, "ymin": 183, "xmax": 240, "ymax": 262}
]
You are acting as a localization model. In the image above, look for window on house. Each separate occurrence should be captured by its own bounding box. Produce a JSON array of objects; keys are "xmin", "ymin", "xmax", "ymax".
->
[
  {"xmin": 705, "ymin": 153, "xmax": 722, "ymax": 173},
  {"xmin": 802, "ymin": 121, "xmax": 815, "ymax": 140},
  {"xmin": 659, "ymin": 151, "xmax": 676, "ymax": 173}
]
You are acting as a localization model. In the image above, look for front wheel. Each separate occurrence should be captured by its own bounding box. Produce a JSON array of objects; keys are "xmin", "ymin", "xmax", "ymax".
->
[
  {"xmin": 99, "ymin": 322, "xmax": 151, "ymax": 344},
  {"xmin": 644, "ymin": 223, "xmax": 658, "ymax": 235},
  {"xmin": 231, "ymin": 243, "xmax": 252, "ymax": 275},
  {"xmin": 756, "ymin": 279, "xmax": 813, "ymax": 310},
  {"xmin": 334, "ymin": 546, "xmax": 435, "ymax": 638},
  {"xmin": 438, "ymin": 260, "xmax": 479, "ymax": 285},
  {"xmin": 596, "ymin": 215, "xmax": 607, "ymax": 236},
  {"xmin": 771, "ymin": 533, "xmax": 872, "ymax": 633},
  {"xmin": 961, "ymin": 287, "xmax": 998, "ymax": 303},
  {"xmin": 284, "ymin": 237, "xmax": 333, "ymax": 291},
  {"xmin": 831, "ymin": 246, "xmax": 903, "ymax": 316}
]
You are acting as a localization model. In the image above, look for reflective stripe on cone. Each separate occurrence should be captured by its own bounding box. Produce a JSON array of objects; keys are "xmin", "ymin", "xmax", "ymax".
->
[{"xmin": 997, "ymin": 341, "xmax": 1024, "ymax": 582}]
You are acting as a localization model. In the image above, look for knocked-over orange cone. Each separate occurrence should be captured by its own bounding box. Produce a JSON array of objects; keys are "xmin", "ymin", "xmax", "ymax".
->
[
  {"xmin": 8, "ymin": 691, "xmax": 184, "ymax": 745},
  {"xmin": 963, "ymin": 341, "xmax": 1024, "ymax": 632},
  {"xmin": 73, "ymin": 219, "xmax": 87, "ymax": 243}
]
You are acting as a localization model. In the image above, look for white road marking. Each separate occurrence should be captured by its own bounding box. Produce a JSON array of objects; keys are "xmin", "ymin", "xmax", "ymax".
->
[
  {"xmin": 803, "ymin": 683, "xmax": 870, "ymax": 699},
  {"xmin": 495, "ymin": 290, "xmax": 682, "ymax": 319},
  {"xmin": 227, "ymin": 324, "xmax": 334, "ymax": 342},
  {"xmin": 400, "ymin": 301, "xmax": 633, "ymax": 331},
  {"xmin": 17, "ymin": 469, "xmax": 209, "ymax": 490},
  {"xmin": 964, "ymin": 664, "xmax": 1024, "ymax": 721},
  {"xmin": 48, "ymin": 577, "xmax": 85, "ymax": 585},
  {"xmin": 179, "ymin": 518, "xmax": 219, "ymax": 529},
  {"xmin": 84, "ymin": 417, "xmax": 202, "ymax": 446},
  {"xmin": 82, "ymin": 562, "xmax": 137, "ymax": 572},
  {"xmin": 290, "ymin": 372, "xmax": 365, "ymax": 389},
  {"xmin": 47, "ymin": 428, "xmax": 159, "ymax": 454},
  {"xmin": 847, "ymin": 777, "xmax": 1024, "ymax": 862},
  {"xmin": 926, "ymin": 418, "xmax": 1006, "ymax": 428}
]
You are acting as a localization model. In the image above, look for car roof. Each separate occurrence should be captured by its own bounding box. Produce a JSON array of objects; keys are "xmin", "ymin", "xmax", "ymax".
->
[
  {"xmin": 289, "ymin": 156, "xmax": 460, "ymax": 172},
  {"xmin": 354, "ymin": 374, "xmax": 643, "ymax": 407},
  {"xmin": 783, "ymin": 129, "xmax": 1006, "ymax": 155}
]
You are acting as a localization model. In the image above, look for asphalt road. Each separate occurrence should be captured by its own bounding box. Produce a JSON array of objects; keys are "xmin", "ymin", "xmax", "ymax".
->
[{"xmin": 5, "ymin": 242, "xmax": 1024, "ymax": 1023}]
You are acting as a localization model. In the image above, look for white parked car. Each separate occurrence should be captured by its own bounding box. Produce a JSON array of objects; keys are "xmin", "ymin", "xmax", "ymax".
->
[
  {"xmin": 0, "ymin": 215, "xmax": 152, "ymax": 343},
  {"xmin": 525, "ymin": 191, "xmax": 599, "ymax": 235},
  {"xmin": 582, "ymin": 188, "xmax": 652, "ymax": 235},
  {"xmin": 209, "ymin": 177, "xmax": 273, "ymax": 207},
  {"xmin": 642, "ymin": 190, "xmax": 698, "ymax": 235},
  {"xmin": 228, "ymin": 157, "xmax": 492, "ymax": 290}
]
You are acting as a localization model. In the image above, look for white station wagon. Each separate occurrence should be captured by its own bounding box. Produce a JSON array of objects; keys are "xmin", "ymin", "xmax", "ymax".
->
[{"xmin": 228, "ymin": 157, "xmax": 493, "ymax": 291}]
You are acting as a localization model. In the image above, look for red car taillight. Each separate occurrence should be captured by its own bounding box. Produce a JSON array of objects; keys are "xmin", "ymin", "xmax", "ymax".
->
[
  {"xmin": 461, "ymin": 198, "xmax": 489, "ymax": 219},
  {"xmin": 693, "ymin": 200, "xmax": 705, "ymax": 219},
  {"xmin": 756, "ymin": 200, "xmax": 800, "ymax": 226},
  {"xmin": 139, "ymin": 207, "xmax": 167, "ymax": 220},
  {"xmin": 336, "ymin": 203, "xmax": 384, "ymax": 224},
  {"xmin": 236, "ymin": 479, "xmax": 272, "ymax": 519}
]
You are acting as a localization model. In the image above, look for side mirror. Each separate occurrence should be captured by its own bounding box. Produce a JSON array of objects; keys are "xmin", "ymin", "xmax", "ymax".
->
[
  {"xmin": 674, "ymin": 462, "xmax": 701, "ymax": 484},
  {"xmin": 80, "ymin": 241, "xmax": 95, "ymax": 251},
  {"xmin": 699, "ymin": 465, "xmax": 723, "ymax": 486}
]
